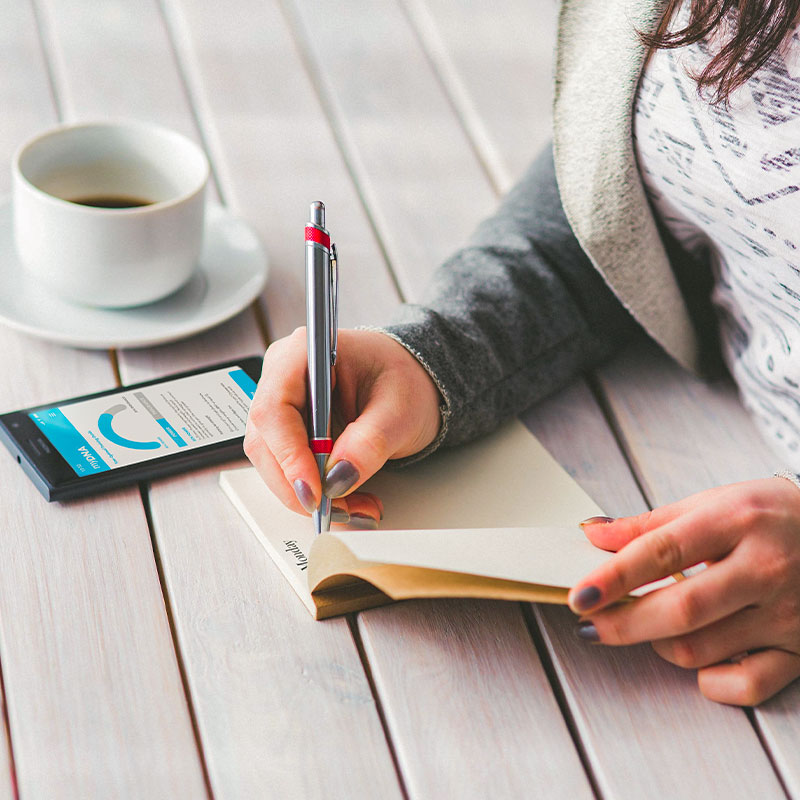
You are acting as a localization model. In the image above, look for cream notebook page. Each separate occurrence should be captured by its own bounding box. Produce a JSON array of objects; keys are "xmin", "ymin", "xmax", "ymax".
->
[{"xmin": 219, "ymin": 419, "xmax": 614, "ymax": 615}]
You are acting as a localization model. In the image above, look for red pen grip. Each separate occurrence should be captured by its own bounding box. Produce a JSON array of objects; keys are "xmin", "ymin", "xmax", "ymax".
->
[{"xmin": 305, "ymin": 226, "xmax": 331, "ymax": 249}]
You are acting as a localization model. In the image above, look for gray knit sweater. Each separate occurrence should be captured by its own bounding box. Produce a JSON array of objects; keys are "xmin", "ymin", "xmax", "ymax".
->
[{"xmin": 379, "ymin": 146, "xmax": 645, "ymax": 460}]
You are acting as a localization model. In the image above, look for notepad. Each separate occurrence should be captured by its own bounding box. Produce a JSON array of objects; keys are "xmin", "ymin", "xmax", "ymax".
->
[{"xmin": 219, "ymin": 419, "xmax": 645, "ymax": 619}]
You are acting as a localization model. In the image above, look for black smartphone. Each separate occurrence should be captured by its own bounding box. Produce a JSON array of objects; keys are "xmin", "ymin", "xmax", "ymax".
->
[{"xmin": 0, "ymin": 356, "xmax": 263, "ymax": 501}]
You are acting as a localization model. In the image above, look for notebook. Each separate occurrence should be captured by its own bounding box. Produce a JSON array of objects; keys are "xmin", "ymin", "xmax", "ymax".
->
[{"xmin": 219, "ymin": 419, "xmax": 633, "ymax": 619}]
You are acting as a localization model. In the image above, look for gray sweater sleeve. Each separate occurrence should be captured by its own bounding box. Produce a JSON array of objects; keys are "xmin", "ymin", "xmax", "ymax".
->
[{"xmin": 377, "ymin": 143, "xmax": 643, "ymax": 460}]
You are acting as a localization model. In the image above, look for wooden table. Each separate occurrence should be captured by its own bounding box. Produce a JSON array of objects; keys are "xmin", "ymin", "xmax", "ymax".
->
[{"xmin": 1, "ymin": 1, "xmax": 798, "ymax": 797}]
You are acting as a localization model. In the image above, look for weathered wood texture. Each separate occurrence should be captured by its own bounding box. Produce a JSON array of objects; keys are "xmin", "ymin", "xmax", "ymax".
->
[
  {"xmin": 361, "ymin": 599, "xmax": 593, "ymax": 800},
  {"xmin": 400, "ymin": 0, "xmax": 558, "ymax": 192},
  {"xmin": 283, "ymin": 0, "xmax": 499, "ymax": 299},
  {"xmin": 598, "ymin": 341, "xmax": 800, "ymax": 797},
  {"xmin": 39, "ymin": 0, "xmax": 405, "ymax": 795},
  {"xmin": 162, "ymin": 0, "xmax": 400, "ymax": 338},
  {"xmin": 0, "ymin": 2, "xmax": 207, "ymax": 796}
]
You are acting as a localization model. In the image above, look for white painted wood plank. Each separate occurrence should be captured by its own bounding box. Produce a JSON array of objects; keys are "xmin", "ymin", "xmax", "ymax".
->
[
  {"xmin": 360, "ymin": 599, "xmax": 593, "ymax": 799},
  {"xmin": 0, "ymin": 2, "xmax": 207, "ymax": 796},
  {"xmin": 36, "ymin": 0, "xmax": 198, "ymax": 138},
  {"xmin": 400, "ymin": 0, "xmax": 558, "ymax": 192},
  {"xmin": 758, "ymin": 688, "xmax": 800, "ymax": 800},
  {"xmin": 283, "ymin": 0, "xmax": 499, "ymax": 299},
  {"xmin": 0, "ymin": 463, "xmax": 206, "ymax": 799},
  {"xmin": 0, "ymin": 15, "xmax": 24, "ymax": 775},
  {"xmin": 523, "ymin": 380, "xmax": 786, "ymax": 799},
  {"xmin": 598, "ymin": 341, "xmax": 800, "ymax": 796},
  {"xmin": 598, "ymin": 342, "xmax": 777, "ymax": 493},
  {"xmin": 39, "ymin": 0, "xmax": 405, "ymax": 795},
  {"xmin": 163, "ymin": 0, "xmax": 401, "ymax": 338}
]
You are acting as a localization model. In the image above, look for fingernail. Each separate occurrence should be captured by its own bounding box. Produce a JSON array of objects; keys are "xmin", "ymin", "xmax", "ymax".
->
[
  {"xmin": 579, "ymin": 515, "xmax": 615, "ymax": 527},
  {"xmin": 324, "ymin": 460, "xmax": 360, "ymax": 498},
  {"xmin": 575, "ymin": 622, "xmax": 600, "ymax": 642},
  {"xmin": 572, "ymin": 585, "xmax": 602, "ymax": 612},
  {"xmin": 349, "ymin": 513, "xmax": 379, "ymax": 530},
  {"xmin": 331, "ymin": 506, "xmax": 351, "ymax": 524},
  {"xmin": 293, "ymin": 479, "xmax": 316, "ymax": 513}
]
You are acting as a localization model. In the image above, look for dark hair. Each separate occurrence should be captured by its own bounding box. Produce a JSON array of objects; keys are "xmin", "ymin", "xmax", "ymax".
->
[{"xmin": 642, "ymin": 0, "xmax": 800, "ymax": 104}]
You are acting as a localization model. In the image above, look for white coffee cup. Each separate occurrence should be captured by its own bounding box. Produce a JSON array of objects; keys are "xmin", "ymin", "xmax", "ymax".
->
[{"xmin": 12, "ymin": 120, "xmax": 210, "ymax": 308}]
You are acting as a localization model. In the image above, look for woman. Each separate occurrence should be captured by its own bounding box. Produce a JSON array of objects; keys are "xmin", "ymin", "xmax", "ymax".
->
[{"xmin": 244, "ymin": 0, "xmax": 800, "ymax": 706}]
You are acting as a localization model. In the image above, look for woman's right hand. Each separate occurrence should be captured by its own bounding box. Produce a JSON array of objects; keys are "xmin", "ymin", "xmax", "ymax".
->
[{"xmin": 244, "ymin": 328, "xmax": 442, "ymax": 525}]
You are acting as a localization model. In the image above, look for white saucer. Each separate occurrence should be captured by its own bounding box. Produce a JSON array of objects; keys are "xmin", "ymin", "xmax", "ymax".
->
[{"xmin": 0, "ymin": 199, "xmax": 268, "ymax": 348}]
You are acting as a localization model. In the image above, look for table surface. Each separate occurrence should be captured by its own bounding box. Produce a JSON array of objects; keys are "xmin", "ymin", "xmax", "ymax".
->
[{"xmin": 1, "ymin": 1, "xmax": 799, "ymax": 798}]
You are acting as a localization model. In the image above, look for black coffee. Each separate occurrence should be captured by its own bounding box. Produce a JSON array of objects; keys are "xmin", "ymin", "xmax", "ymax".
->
[{"xmin": 68, "ymin": 195, "xmax": 154, "ymax": 208}]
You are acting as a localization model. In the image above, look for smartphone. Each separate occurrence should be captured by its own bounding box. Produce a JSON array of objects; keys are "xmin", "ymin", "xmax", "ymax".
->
[{"xmin": 0, "ymin": 356, "xmax": 262, "ymax": 501}]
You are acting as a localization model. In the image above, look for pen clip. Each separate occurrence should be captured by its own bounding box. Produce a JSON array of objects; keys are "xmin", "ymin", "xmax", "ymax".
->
[{"xmin": 330, "ymin": 243, "xmax": 338, "ymax": 366}]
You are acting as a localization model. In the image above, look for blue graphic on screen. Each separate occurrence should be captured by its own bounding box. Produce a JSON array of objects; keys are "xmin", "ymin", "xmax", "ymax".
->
[
  {"xmin": 29, "ymin": 408, "xmax": 111, "ymax": 476},
  {"xmin": 229, "ymin": 369, "xmax": 257, "ymax": 400},
  {"xmin": 98, "ymin": 404, "xmax": 162, "ymax": 450}
]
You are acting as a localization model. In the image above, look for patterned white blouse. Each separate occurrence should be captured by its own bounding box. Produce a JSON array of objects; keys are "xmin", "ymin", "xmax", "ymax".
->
[{"xmin": 634, "ymin": 2, "xmax": 800, "ymax": 469}]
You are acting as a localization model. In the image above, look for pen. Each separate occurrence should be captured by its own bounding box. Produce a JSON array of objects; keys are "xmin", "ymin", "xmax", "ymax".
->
[{"xmin": 305, "ymin": 201, "xmax": 338, "ymax": 534}]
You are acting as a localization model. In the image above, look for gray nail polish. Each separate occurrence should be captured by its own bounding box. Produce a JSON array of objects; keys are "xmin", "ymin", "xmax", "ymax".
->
[
  {"xmin": 324, "ymin": 460, "xmax": 360, "ymax": 498},
  {"xmin": 574, "ymin": 585, "xmax": 602, "ymax": 612},
  {"xmin": 349, "ymin": 513, "xmax": 379, "ymax": 530},
  {"xmin": 293, "ymin": 479, "xmax": 316, "ymax": 513},
  {"xmin": 331, "ymin": 507, "xmax": 351, "ymax": 524},
  {"xmin": 579, "ymin": 515, "xmax": 615, "ymax": 528},
  {"xmin": 576, "ymin": 622, "xmax": 600, "ymax": 642}
]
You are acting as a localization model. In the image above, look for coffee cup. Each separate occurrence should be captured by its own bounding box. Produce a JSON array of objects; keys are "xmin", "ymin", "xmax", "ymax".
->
[{"xmin": 12, "ymin": 120, "xmax": 210, "ymax": 308}]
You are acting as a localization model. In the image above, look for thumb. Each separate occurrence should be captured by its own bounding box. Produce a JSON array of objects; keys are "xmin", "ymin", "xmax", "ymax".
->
[{"xmin": 322, "ymin": 400, "xmax": 409, "ymax": 498}]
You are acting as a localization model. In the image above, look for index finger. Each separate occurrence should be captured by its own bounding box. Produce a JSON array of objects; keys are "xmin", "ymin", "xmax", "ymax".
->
[
  {"xmin": 568, "ymin": 502, "xmax": 741, "ymax": 613},
  {"xmin": 581, "ymin": 485, "xmax": 730, "ymax": 552},
  {"xmin": 246, "ymin": 331, "xmax": 324, "ymax": 504}
]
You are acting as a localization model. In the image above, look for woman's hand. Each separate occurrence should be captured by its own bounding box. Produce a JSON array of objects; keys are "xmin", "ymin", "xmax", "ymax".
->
[
  {"xmin": 244, "ymin": 328, "xmax": 442, "ymax": 525},
  {"xmin": 568, "ymin": 477, "xmax": 800, "ymax": 706}
]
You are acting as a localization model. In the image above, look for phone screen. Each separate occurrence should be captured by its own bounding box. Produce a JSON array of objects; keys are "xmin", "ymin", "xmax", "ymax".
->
[{"xmin": 28, "ymin": 366, "xmax": 257, "ymax": 478}]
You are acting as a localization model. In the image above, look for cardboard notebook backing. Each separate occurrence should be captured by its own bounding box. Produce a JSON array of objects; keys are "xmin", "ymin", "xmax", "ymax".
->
[{"xmin": 219, "ymin": 419, "xmax": 624, "ymax": 619}]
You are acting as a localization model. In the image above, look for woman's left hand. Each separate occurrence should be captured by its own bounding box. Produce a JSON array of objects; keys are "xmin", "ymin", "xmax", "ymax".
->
[{"xmin": 568, "ymin": 477, "xmax": 800, "ymax": 706}]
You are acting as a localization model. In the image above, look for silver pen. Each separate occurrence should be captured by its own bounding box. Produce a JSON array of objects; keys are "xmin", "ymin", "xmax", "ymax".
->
[{"xmin": 305, "ymin": 201, "xmax": 338, "ymax": 534}]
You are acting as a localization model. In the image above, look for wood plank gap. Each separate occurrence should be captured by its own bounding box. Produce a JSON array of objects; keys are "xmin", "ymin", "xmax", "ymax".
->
[
  {"xmin": 585, "ymin": 370, "xmax": 657, "ymax": 511},
  {"xmin": 345, "ymin": 615, "xmax": 410, "ymax": 800},
  {"xmin": 519, "ymin": 602, "xmax": 602, "ymax": 800},
  {"xmin": 275, "ymin": 0, "xmax": 408, "ymax": 305},
  {"xmin": 27, "ymin": 0, "xmax": 63, "ymax": 121},
  {"xmin": 745, "ymin": 708, "xmax": 792, "ymax": 800},
  {"xmin": 108, "ymin": 349, "xmax": 122, "ymax": 387},
  {"xmin": 139, "ymin": 485, "xmax": 215, "ymax": 800},
  {"xmin": 155, "ymin": 0, "xmax": 227, "ymax": 207},
  {"xmin": 396, "ymin": 0, "xmax": 505, "ymax": 196}
]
